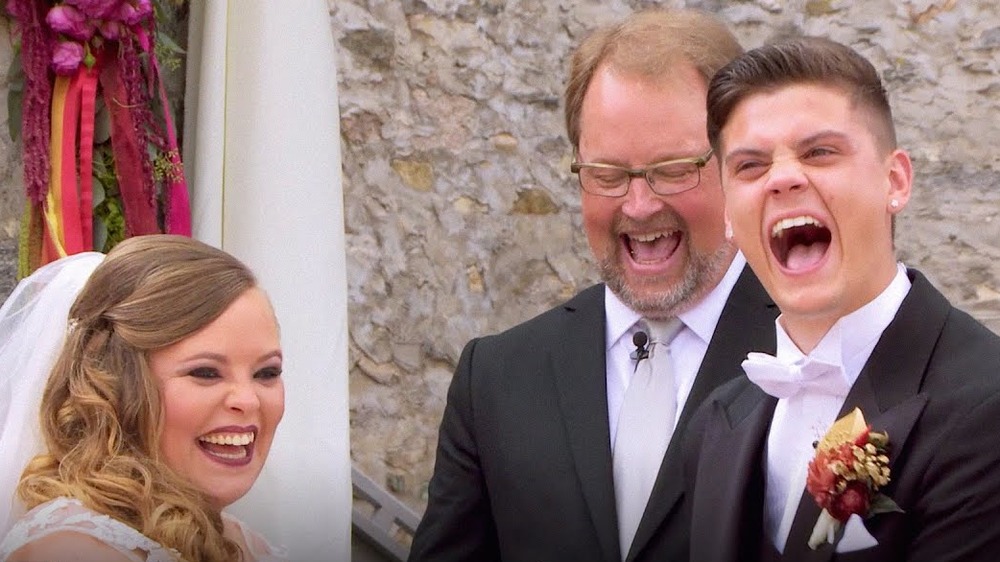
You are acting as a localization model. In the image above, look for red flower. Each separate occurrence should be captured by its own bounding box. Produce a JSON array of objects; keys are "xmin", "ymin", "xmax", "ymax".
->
[
  {"xmin": 806, "ymin": 449, "xmax": 838, "ymax": 505},
  {"xmin": 854, "ymin": 426, "xmax": 871, "ymax": 447},
  {"xmin": 829, "ymin": 481, "xmax": 871, "ymax": 522},
  {"xmin": 806, "ymin": 409, "xmax": 901, "ymax": 550},
  {"xmin": 807, "ymin": 429, "xmax": 891, "ymax": 523}
]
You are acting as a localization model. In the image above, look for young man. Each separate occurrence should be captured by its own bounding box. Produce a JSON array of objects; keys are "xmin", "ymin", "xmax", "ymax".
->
[
  {"xmin": 409, "ymin": 9, "xmax": 777, "ymax": 562},
  {"xmin": 685, "ymin": 36, "xmax": 1000, "ymax": 561}
]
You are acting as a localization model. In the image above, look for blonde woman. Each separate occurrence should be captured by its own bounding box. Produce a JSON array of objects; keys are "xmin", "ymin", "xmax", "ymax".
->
[{"xmin": 0, "ymin": 235, "xmax": 287, "ymax": 562}]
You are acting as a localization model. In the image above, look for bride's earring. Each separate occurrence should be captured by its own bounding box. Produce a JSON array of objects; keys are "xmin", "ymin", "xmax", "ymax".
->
[{"xmin": 890, "ymin": 199, "xmax": 900, "ymax": 209}]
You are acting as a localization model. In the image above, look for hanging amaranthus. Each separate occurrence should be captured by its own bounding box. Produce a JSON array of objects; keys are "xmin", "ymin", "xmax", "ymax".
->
[{"xmin": 7, "ymin": 0, "xmax": 190, "ymax": 277}]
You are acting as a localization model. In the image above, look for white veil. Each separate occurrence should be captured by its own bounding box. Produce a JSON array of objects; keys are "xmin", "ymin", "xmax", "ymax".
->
[{"xmin": 0, "ymin": 252, "xmax": 105, "ymax": 538}]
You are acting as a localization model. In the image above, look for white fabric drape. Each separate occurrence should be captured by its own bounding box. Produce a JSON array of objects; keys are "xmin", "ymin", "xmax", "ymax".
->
[{"xmin": 183, "ymin": 2, "xmax": 350, "ymax": 560}]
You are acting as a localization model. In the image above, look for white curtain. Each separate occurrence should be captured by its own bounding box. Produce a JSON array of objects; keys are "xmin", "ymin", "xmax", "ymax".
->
[{"xmin": 183, "ymin": 1, "xmax": 350, "ymax": 560}]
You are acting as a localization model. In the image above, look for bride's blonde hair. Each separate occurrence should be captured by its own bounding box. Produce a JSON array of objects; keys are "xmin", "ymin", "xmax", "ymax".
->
[{"xmin": 18, "ymin": 235, "xmax": 261, "ymax": 562}]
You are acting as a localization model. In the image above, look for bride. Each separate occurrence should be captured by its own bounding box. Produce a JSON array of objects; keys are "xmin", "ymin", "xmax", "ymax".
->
[{"xmin": 0, "ymin": 235, "xmax": 287, "ymax": 562}]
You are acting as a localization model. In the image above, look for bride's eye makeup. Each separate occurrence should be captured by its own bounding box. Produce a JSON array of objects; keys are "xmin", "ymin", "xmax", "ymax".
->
[
  {"xmin": 188, "ymin": 367, "xmax": 220, "ymax": 379},
  {"xmin": 255, "ymin": 366, "xmax": 282, "ymax": 380}
]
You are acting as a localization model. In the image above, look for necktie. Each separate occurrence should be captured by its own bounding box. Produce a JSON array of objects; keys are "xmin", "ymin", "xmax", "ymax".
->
[
  {"xmin": 613, "ymin": 318, "xmax": 683, "ymax": 560},
  {"xmin": 742, "ymin": 352, "xmax": 850, "ymax": 399}
]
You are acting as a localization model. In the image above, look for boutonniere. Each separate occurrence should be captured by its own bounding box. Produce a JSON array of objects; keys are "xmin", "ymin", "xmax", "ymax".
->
[{"xmin": 805, "ymin": 407, "xmax": 903, "ymax": 549}]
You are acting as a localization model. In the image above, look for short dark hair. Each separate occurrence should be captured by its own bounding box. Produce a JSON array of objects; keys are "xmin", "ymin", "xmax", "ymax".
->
[{"xmin": 706, "ymin": 36, "xmax": 896, "ymax": 154}]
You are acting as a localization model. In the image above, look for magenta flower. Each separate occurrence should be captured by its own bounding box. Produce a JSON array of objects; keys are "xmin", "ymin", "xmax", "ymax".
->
[
  {"xmin": 117, "ymin": 0, "xmax": 152, "ymax": 26},
  {"xmin": 63, "ymin": 0, "xmax": 122, "ymax": 20},
  {"xmin": 51, "ymin": 41, "xmax": 84, "ymax": 75},
  {"xmin": 98, "ymin": 20, "xmax": 121, "ymax": 39},
  {"xmin": 46, "ymin": 5, "xmax": 94, "ymax": 41}
]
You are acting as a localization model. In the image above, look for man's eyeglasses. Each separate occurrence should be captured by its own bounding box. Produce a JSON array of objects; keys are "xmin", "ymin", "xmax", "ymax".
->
[{"xmin": 570, "ymin": 149, "xmax": 714, "ymax": 197}]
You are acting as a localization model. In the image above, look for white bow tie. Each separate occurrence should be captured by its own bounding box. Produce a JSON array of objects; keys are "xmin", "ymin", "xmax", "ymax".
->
[{"xmin": 742, "ymin": 352, "xmax": 851, "ymax": 399}]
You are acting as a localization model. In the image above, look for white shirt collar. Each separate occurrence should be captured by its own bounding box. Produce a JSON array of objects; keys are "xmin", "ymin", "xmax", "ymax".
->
[
  {"xmin": 775, "ymin": 263, "xmax": 911, "ymax": 384},
  {"xmin": 605, "ymin": 252, "xmax": 747, "ymax": 349}
]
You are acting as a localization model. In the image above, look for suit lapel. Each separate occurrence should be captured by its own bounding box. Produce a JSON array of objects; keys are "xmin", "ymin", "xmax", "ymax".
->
[
  {"xmin": 677, "ymin": 265, "xmax": 778, "ymax": 434},
  {"xmin": 630, "ymin": 265, "xmax": 777, "ymax": 559},
  {"xmin": 690, "ymin": 383, "xmax": 777, "ymax": 562},
  {"xmin": 550, "ymin": 284, "xmax": 620, "ymax": 562},
  {"xmin": 780, "ymin": 270, "xmax": 945, "ymax": 560}
]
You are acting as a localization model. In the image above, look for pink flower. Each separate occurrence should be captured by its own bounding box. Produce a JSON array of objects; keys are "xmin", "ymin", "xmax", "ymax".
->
[
  {"xmin": 98, "ymin": 20, "xmax": 121, "ymax": 39},
  {"xmin": 64, "ymin": 0, "xmax": 122, "ymax": 20},
  {"xmin": 46, "ymin": 5, "xmax": 94, "ymax": 41},
  {"xmin": 117, "ymin": 0, "xmax": 152, "ymax": 26},
  {"xmin": 51, "ymin": 41, "xmax": 84, "ymax": 75}
]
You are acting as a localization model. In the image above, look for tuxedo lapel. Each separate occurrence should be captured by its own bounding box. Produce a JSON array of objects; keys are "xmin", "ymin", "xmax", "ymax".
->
[
  {"xmin": 847, "ymin": 270, "xmax": 947, "ymax": 415},
  {"xmin": 780, "ymin": 270, "xmax": 945, "ymax": 560},
  {"xmin": 630, "ymin": 266, "xmax": 778, "ymax": 559},
  {"xmin": 676, "ymin": 265, "xmax": 778, "ymax": 434},
  {"xmin": 550, "ymin": 284, "xmax": 620, "ymax": 562},
  {"xmin": 690, "ymin": 384, "xmax": 777, "ymax": 562}
]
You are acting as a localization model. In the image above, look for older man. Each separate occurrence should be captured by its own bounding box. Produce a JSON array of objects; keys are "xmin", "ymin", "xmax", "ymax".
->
[{"xmin": 410, "ymin": 9, "xmax": 776, "ymax": 562}]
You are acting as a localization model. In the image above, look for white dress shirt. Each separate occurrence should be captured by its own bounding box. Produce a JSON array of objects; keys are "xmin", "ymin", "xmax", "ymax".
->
[
  {"xmin": 764, "ymin": 263, "xmax": 911, "ymax": 552},
  {"xmin": 605, "ymin": 252, "xmax": 747, "ymax": 447}
]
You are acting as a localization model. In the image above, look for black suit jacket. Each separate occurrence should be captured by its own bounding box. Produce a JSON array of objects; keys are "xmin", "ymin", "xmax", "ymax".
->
[
  {"xmin": 409, "ymin": 266, "xmax": 776, "ymax": 562},
  {"xmin": 684, "ymin": 269, "xmax": 1000, "ymax": 562}
]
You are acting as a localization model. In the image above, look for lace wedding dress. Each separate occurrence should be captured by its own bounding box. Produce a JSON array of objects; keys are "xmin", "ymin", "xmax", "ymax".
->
[{"xmin": 0, "ymin": 497, "xmax": 288, "ymax": 562}]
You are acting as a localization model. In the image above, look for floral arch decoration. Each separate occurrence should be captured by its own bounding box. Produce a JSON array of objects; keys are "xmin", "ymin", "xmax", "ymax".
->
[{"xmin": 6, "ymin": 0, "xmax": 189, "ymax": 277}]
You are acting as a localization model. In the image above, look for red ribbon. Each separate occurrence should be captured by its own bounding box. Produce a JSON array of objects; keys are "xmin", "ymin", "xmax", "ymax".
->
[
  {"xmin": 136, "ymin": 27, "xmax": 191, "ymax": 236},
  {"xmin": 57, "ymin": 72, "xmax": 84, "ymax": 255},
  {"xmin": 55, "ymin": 65, "xmax": 99, "ymax": 255},
  {"xmin": 78, "ymin": 64, "xmax": 98, "ymax": 248},
  {"xmin": 99, "ymin": 44, "xmax": 160, "ymax": 237}
]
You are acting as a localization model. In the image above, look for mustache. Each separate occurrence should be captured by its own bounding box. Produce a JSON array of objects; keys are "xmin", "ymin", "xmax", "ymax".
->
[{"xmin": 612, "ymin": 210, "xmax": 686, "ymax": 234}]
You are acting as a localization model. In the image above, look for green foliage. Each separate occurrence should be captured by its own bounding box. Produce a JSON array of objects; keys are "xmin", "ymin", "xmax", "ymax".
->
[
  {"xmin": 91, "ymin": 143, "xmax": 126, "ymax": 252},
  {"xmin": 153, "ymin": 0, "xmax": 187, "ymax": 72},
  {"xmin": 6, "ymin": 45, "xmax": 23, "ymax": 142}
]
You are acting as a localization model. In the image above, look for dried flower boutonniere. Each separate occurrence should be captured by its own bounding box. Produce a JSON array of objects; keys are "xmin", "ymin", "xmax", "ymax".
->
[{"xmin": 805, "ymin": 407, "xmax": 903, "ymax": 549}]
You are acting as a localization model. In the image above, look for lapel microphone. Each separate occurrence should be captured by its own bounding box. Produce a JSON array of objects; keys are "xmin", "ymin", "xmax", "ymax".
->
[{"xmin": 630, "ymin": 331, "xmax": 650, "ymax": 362}]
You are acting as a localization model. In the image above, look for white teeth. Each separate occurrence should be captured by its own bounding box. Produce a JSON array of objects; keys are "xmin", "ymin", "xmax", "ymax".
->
[
  {"xmin": 630, "ymin": 231, "xmax": 673, "ymax": 243},
  {"xmin": 771, "ymin": 216, "xmax": 823, "ymax": 238},
  {"xmin": 199, "ymin": 432, "xmax": 255, "ymax": 446},
  {"xmin": 209, "ymin": 449, "xmax": 249, "ymax": 460}
]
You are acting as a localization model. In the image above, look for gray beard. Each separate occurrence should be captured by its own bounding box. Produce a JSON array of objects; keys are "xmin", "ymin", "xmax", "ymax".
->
[{"xmin": 599, "ymin": 240, "xmax": 736, "ymax": 319}]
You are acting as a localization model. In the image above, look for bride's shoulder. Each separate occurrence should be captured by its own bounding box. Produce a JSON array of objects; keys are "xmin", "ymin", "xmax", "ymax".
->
[
  {"xmin": 4, "ymin": 527, "xmax": 134, "ymax": 562},
  {"xmin": 222, "ymin": 513, "xmax": 289, "ymax": 562},
  {"xmin": 1, "ymin": 497, "xmax": 178, "ymax": 562}
]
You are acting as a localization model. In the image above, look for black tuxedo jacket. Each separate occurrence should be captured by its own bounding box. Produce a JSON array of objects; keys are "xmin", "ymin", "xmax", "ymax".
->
[
  {"xmin": 409, "ymin": 266, "xmax": 776, "ymax": 562},
  {"xmin": 684, "ymin": 269, "xmax": 1000, "ymax": 562}
]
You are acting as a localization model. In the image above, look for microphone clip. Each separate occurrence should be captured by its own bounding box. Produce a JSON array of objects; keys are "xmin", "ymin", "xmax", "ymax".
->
[{"xmin": 630, "ymin": 331, "xmax": 650, "ymax": 362}]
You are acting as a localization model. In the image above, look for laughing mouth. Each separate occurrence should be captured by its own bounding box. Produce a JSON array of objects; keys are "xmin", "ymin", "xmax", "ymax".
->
[
  {"xmin": 625, "ymin": 231, "xmax": 682, "ymax": 264},
  {"xmin": 770, "ymin": 215, "xmax": 831, "ymax": 270},
  {"xmin": 198, "ymin": 431, "xmax": 255, "ymax": 461}
]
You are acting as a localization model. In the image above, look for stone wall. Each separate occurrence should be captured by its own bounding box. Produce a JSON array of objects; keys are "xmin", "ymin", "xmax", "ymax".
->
[
  {"xmin": 1, "ymin": 0, "xmax": 998, "ymax": 517},
  {"xmin": 0, "ymin": 31, "xmax": 23, "ymax": 299},
  {"xmin": 332, "ymin": 0, "xmax": 1000, "ymax": 513}
]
